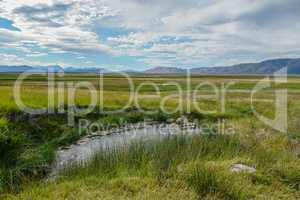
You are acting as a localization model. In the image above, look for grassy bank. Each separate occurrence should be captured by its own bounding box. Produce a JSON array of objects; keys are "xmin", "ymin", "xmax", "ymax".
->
[
  {"xmin": 0, "ymin": 110, "xmax": 169, "ymax": 193},
  {"xmin": 4, "ymin": 132, "xmax": 300, "ymax": 199}
]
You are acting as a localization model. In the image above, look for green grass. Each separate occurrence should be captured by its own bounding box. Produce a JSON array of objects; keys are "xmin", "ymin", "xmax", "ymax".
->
[
  {"xmin": 185, "ymin": 163, "xmax": 250, "ymax": 200},
  {"xmin": 0, "ymin": 74, "xmax": 299, "ymax": 199},
  {"xmin": 1, "ymin": 74, "xmax": 300, "ymax": 110},
  {"xmin": 4, "ymin": 133, "xmax": 300, "ymax": 199}
]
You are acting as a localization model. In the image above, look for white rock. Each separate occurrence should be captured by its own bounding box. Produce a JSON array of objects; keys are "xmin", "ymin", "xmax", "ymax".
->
[
  {"xmin": 176, "ymin": 117, "xmax": 188, "ymax": 124},
  {"xmin": 231, "ymin": 164, "xmax": 256, "ymax": 173},
  {"xmin": 166, "ymin": 118, "xmax": 175, "ymax": 123}
]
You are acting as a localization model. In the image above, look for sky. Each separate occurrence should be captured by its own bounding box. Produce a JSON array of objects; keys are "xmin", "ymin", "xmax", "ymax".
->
[{"xmin": 0, "ymin": 0, "xmax": 300, "ymax": 71}]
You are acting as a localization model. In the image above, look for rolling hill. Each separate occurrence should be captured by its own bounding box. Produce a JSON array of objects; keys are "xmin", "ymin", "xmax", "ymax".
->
[
  {"xmin": 1, "ymin": 58, "xmax": 300, "ymax": 74},
  {"xmin": 144, "ymin": 58, "xmax": 300, "ymax": 75}
]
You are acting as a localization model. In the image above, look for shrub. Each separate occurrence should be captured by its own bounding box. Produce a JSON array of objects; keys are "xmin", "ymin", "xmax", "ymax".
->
[{"xmin": 0, "ymin": 131, "xmax": 24, "ymax": 167}]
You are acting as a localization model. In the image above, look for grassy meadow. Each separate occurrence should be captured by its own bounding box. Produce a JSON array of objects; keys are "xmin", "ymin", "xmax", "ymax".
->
[{"xmin": 0, "ymin": 73, "xmax": 299, "ymax": 199}]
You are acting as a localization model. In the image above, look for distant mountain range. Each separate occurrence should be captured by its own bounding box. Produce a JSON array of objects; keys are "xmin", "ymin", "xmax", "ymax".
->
[
  {"xmin": 1, "ymin": 58, "xmax": 300, "ymax": 74},
  {"xmin": 144, "ymin": 66, "xmax": 186, "ymax": 74},
  {"xmin": 145, "ymin": 58, "xmax": 300, "ymax": 75}
]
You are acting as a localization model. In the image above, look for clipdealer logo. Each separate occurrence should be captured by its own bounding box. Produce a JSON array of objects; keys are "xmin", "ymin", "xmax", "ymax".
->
[
  {"xmin": 251, "ymin": 68, "xmax": 288, "ymax": 133},
  {"xmin": 12, "ymin": 67, "xmax": 288, "ymax": 133}
]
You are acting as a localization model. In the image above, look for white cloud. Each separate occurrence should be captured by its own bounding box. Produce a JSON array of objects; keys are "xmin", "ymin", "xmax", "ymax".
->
[
  {"xmin": 0, "ymin": 0, "xmax": 117, "ymax": 56},
  {"xmin": 0, "ymin": 0, "xmax": 300, "ymax": 67},
  {"xmin": 26, "ymin": 52, "xmax": 48, "ymax": 57},
  {"xmin": 0, "ymin": 53, "xmax": 27, "ymax": 65},
  {"xmin": 0, "ymin": 52, "xmax": 69, "ymax": 66}
]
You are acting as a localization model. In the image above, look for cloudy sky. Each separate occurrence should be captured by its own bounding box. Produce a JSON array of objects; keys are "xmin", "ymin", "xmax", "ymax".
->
[{"xmin": 0, "ymin": 0, "xmax": 300, "ymax": 70}]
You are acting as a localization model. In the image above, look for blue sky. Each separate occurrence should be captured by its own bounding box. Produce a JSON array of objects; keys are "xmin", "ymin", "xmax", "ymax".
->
[
  {"xmin": 0, "ymin": 0, "xmax": 300, "ymax": 71},
  {"xmin": 0, "ymin": 17, "xmax": 20, "ymax": 31}
]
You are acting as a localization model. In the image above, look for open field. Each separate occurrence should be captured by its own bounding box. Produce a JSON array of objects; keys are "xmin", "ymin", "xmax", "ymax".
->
[{"xmin": 0, "ymin": 74, "xmax": 300, "ymax": 199}]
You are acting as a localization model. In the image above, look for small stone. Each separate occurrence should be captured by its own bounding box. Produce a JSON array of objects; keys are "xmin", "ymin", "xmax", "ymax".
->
[
  {"xmin": 166, "ymin": 118, "xmax": 175, "ymax": 123},
  {"xmin": 60, "ymin": 146, "xmax": 71, "ymax": 150},
  {"xmin": 78, "ymin": 139, "xmax": 88, "ymax": 144},
  {"xmin": 176, "ymin": 118, "xmax": 182, "ymax": 124},
  {"xmin": 177, "ymin": 164, "xmax": 184, "ymax": 173},
  {"xmin": 144, "ymin": 118, "xmax": 153, "ymax": 123},
  {"xmin": 176, "ymin": 117, "xmax": 188, "ymax": 125},
  {"xmin": 231, "ymin": 164, "xmax": 256, "ymax": 173}
]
